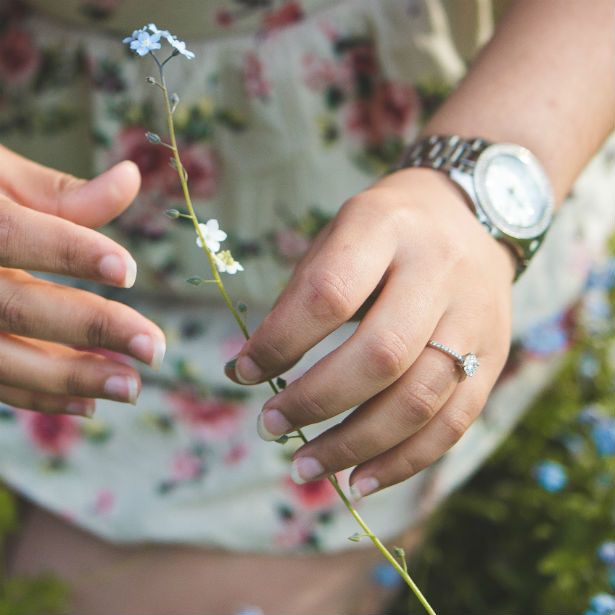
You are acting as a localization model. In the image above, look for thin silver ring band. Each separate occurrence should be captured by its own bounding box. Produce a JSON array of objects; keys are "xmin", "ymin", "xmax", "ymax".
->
[{"xmin": 427, "ymin": 340, "xmax": 479, "ymax": 378}]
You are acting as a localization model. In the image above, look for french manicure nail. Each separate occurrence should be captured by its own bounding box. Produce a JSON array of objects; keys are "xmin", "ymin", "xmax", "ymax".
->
[
  {"xmin": 104, "ymin": 375, "xmax": 139, "ymax": 404},
  {"xmin": 290, "ymin": 457, "xmax": 325, "ymax": 484},
  {"xmin": 350, "ymin": 477, "xmax": 380, "ymax": 501},
  {"xmin": 65, "ymin": 401, "xmax": 95, "ymax": 418},
  {"xmin": 129, "ymin": 334, "xmax": 166, "ymax": 370},
  {"xmin": 99, "ymin": 254, "xmax": 137, "ymax": 288},
  {"xmin": 235, "ymin": 355, "xmax": 262, "ymax": 384},
  {"xmin": 256, "ymin": 409, "xmax": 292, "ymax": 441}
]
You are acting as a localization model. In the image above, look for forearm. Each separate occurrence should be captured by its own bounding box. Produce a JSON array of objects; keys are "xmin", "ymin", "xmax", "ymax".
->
[{"xmin": 420, "ymin": 0, "xmax": 614, "ymax": 204}]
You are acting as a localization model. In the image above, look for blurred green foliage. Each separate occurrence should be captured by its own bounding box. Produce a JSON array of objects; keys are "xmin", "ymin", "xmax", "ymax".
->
[{"xmin": 394, "ymin": 249, "xmax": 615, "ymax": 615}]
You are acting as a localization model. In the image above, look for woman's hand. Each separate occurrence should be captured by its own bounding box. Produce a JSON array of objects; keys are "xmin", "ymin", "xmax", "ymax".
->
[
  {"xmin": 0, "ymin": 145, "xmax": 165, "ymax": 417},
  {"xmin": 226, "ymin": 168, "xmax": 515, "ymax": 497}
]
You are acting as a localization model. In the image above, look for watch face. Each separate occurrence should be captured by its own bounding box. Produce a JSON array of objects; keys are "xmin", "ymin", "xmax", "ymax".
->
[{"xmin": 474, "ymin": 143, "xmax": 554, "ymax": 239}]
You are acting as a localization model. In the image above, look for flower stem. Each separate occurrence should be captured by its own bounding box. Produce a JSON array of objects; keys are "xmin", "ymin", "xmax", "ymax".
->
[{"xmin": 157, "ymin": 63, "xmax": 436, "ymax": 615}]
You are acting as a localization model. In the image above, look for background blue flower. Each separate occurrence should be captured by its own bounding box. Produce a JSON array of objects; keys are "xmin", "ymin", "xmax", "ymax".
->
[{"xmin": 533, "ymin": 460, "xmax": 567, "ymax": 492}]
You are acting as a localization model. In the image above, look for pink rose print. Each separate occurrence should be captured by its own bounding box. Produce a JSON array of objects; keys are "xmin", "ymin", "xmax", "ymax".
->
[
  {"xmin": 165, "ymin": 143, "xmax": 219, "ymax": 200},
  {"xmin": 19, "ymin": 410, "xmax": 80, "ymax": 457},
  {"xmin": 114, "ymin": 126, "xmax": 174, "ymax": 193},
  {"xmin": 283, "ymin": 475, "xmax": 338, "ymax": 510},
  {"xmin": 168, "ymin": 391, "xmax": 242, "ymax": 440},
  {"xmin": 223, "ymin": 442, "xmax": 248, "ymax": 465},
  {"xmin": 346, "ymin": 82, "xmax": 419, "ymax": 146},
  {"xmin": 262, "ymin": 2, "xmax": 304, "ymax": 32},
  {"xmin": 274, "ymin": 515, "xmax": 313, "ymax": 549},
  {"xmin": 302, "ymin": 54, "xmax": 352, "ymax": 93},
  {"xmin": 220, "ymin": 334, "xmax": 247, "ymax": 363},
  {"xmin": 0, "ymin": 28, "xmax": 41, "ymax": 84},
  {"xmin": 242, "ymin": 52, "xmax": 271, "ymax": 100},
  {"xmin": 91, "ymin": 488, "xmax": 115, "ymax": 516},
  {"xmin": 170, "ymin": 450, "xmax": 204, "ymax": 481},
  {"xmin": 273, "ymin": 228, "xmax": 311, "ymax": 264}
]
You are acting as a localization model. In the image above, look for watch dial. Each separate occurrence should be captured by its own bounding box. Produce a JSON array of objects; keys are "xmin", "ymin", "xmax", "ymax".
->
[
  {"xmin": 475, "ymin": 144, "xmax": 554, "ymax": 239},
  {"xmin": 484, "ymin": 155, "xmax": 544, "ymax": 226}
]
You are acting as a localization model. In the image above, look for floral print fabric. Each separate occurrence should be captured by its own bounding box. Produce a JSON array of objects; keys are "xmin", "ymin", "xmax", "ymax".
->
[{"xmin": 0, "ymin": 0, "xmax": 613, "ymax": 552}]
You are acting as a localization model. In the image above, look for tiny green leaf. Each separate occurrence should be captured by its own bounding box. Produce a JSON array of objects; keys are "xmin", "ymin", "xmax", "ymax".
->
[
  {"xmin": 165, "ymin": 209, "xmax": 180, "ymax": 219},
  {"xmin": 276, "ymin": 377, "xmax": 287, "ymax": 390},
  {"xmin": 186, "ymin": 276, "xmax": 205, "ymax": 286},
  {"xmin": 275, "ymin": 435, "xmax": 289, "ymax": 444},
  {"xmin": 145, "ymin": 131, "xmax": 161, "ymax": 144},
  {"xmin": 348, "ymin": 532, "xmax": 363, "ymax": 543}
]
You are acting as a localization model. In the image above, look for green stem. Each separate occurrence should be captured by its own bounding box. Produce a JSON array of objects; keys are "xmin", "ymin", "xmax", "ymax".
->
[{"xmin": 158, "ymin": 67, "xmax": 435, "ymax": 615}]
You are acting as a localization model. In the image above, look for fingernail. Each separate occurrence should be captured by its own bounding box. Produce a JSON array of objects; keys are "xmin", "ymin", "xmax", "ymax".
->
[
  {"xmin": 290, "ymin": 457, "xmax": 325, "ymax": 484},
  {"xmin": 256, "ymin": 409, "xmax": 292, "ymax": 441},
  {"xmin": 99, "ymin": 254, "xmax": 137, "ymax": 288},
  {"xmin": 235, "ymin": 355, "xmax": 262, "ymax": 384},
  {"xmin": 104, "ymin": 375, "xmax": 139, "ymax": 404},
  {"xmin": 350, "ymin": 477, "xmax": 380, "ymax": 501},
  {"xmin": 129, "ymin": 334, "xmax": 166, "ymax": 370},
  {"xmin": 65, "ymin": 401, "xmax": 95, "ymax": 418}
]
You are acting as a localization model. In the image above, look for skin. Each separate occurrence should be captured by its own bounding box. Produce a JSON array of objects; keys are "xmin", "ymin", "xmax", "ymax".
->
[
  {"xmin": 0, "ymin": 146, "xmax": 166, "ymax": 416},
  {"xmin": 225, "ymin": 0, "xmax": 615, "ymax": 498}
]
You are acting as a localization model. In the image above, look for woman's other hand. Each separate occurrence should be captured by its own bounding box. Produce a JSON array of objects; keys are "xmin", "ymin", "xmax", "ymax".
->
[{"xmin": 0, "ymin": 145, "xmax": 165, "ymax": 417}]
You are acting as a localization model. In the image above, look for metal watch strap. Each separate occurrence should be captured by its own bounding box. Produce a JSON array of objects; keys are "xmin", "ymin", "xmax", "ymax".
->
[{"xmin": 396, "ymin": 135, "xmax": 492, "ymax": 175}]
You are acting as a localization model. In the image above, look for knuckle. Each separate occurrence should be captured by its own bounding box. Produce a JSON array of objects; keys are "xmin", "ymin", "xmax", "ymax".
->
[
  {"xmin": 440, "ymin": 412, "xmax": 470, "ymax": 444},
  {"xmin": 252, "ymin": 313, "xmax": 295, "ymax": 368},
  {"xmin": 396, "ymin": 448, "xmax": 420, "ymax": 479},
  {"xmin": 85, "ymin": 309, "xmax": 111, "ymax": 348},
  {"xmin": 53, "ymin": 235, "xmax": 81, "ymax": 273},
  {"xmin": 53, "ymin": 172, "xmax": 84, "ymax": 214},
  {"xmin": 365, "ymin": 330, "xmax": 409, "ymax": 380},
  {"xmin": 0, "ymin": 287, "xmax": 27, "ymax": 332},
  {"xmin": 399, "ymin": 379, "xmax": 441, "ymax": 426},
  {"xmin": 0, "ymin": 211, "xmax": 19, "ymax": 266},
  {"xmin": 332, "ymin": 432, "xmax": 363, "ymax": 468},
  {"xmin": 293, "ymin": 385, "xmax": 330, "ymax": 425},
  {"xmin": 305, "ymin": 268, "xmax": 354, "ymax": 322},
  {"xmin": 64, "ymin": 366, "xmax": 87, "ymax": 397}
]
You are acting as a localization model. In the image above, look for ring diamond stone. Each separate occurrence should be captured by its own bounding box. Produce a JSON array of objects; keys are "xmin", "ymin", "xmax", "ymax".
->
[{"xmin": 427, "ymin": 340, "xmax": 479, "ymax": 378}]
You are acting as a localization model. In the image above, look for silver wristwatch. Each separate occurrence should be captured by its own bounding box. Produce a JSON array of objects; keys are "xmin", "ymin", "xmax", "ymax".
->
[{"xmin": 397, "ymin": 135, "xmax": 555, "ymax": 279}]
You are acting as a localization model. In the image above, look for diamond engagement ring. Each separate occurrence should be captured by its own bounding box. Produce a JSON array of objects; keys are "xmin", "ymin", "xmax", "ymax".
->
[{"xmin": 427, "ymin": 340, "xmax": 479, "ymax": 378}]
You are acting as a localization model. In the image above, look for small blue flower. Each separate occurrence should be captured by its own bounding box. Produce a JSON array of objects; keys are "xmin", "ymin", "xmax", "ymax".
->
[
  {"xmin": 586, "ymin": 592, "xmax": 615, "ymax": 615},
  {"xmin": 592, "ymin": 419, "xmax": 615, "ymax": 456},
  {"xmin": 148, "ymin": 22, "xmax": 195, "ymax": 59},
  {"xmin": 534, "ymin": 461, "xmax": 567, "ymax": 493},
  {"xmin": 522, "ymin": 314, "xmax": 569, "ymax": 356},
  {"xmin": 578, "ymin": 404, "xmax": 607, "ymax": 426},
  {"xmin": 123, "ymin": 28, "xmax": 161, "ymax": 56},
  {"xmin": 371, "ymin": 562, "xmax": 403, "ymax": 589},
  {"xmin": 598, "ymin": 541, "xmax": 615, "ymax": 566},
  {"xmin": 578, "ymin": 352, "xmax": 601, "ymax": 379}
]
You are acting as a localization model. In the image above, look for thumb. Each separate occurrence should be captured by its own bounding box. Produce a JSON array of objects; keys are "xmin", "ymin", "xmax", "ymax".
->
[{"xmin": 0, "ymin": 145, "xmax": 141, "ymax": 228}]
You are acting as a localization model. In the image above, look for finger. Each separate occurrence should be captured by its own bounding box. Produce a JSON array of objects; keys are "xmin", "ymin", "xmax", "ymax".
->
[
  {"xmin": 0, "ymin": 383, "xmax": 95, "ymax": 417},
  {"xmin": 255, "ymin": 265, "xmax": 447, "ymax": 440},
  {"xmin": 0, "ymin": 145, "xmax": 141, "ymax": 228},
  {"xmin": 228, "ymin": 192, "xmax": 401, "ymax": 384},
  {"xmin": 0, "ymin": 333, "xmax": 141, "ymax": 404},
  {"xmin": 346, "ymin": 384, "xmax": 489, "ymax": 499},
  {"xmin": 0, "ymin": 197, "xmax": 137, "ymax": 287},
  {"xmin": 0, "ymin": 269, "xmax": 165, "ymax": 369},
  {"xmin": 287, "ymin": 346, "xmax": 460, "ymax": 483}
]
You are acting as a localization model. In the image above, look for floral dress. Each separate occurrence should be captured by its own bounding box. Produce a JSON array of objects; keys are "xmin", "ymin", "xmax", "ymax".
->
[{"xmin": 0, "ymin": 0, "xmax": 613, "ymax": 552}]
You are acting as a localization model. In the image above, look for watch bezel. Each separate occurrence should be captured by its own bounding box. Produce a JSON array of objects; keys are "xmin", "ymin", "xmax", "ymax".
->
[{"xmin": 474, "ymin": 143, "xmax": 555, "ymax": 240}]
